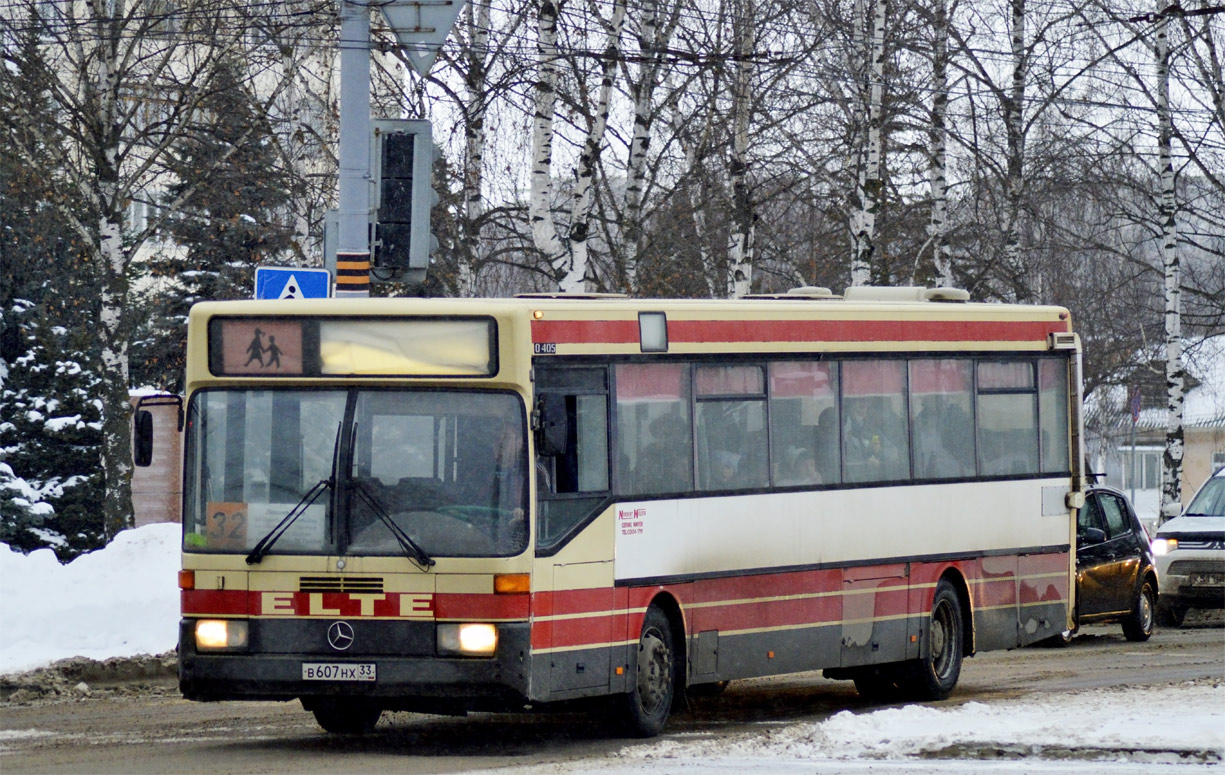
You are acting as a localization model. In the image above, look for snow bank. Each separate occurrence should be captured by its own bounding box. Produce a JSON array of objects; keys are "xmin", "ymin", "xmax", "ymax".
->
[
  {"xmin": 0, "ymin": 523, "xmax": 181, "ymax": 674},
  {"xmin": 624, "ymin": 684, "xmax": 1224, "ymax": 765}
]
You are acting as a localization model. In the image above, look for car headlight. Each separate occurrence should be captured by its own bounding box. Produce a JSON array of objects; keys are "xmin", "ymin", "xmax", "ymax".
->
[
  {"xmin": 437, "ymin": 623, "xmax": 498, "ymax": 656},
  {"xmin": 194, "ymin": 619, "xmax": 249, "ymax": 650},
  {"xmin": 1152, "ymin": 537, "xmax": 1178, "ymax": 556}
]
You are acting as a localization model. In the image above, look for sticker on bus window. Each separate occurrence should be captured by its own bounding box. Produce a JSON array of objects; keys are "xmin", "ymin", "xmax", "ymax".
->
[{"xmin": 204, "ymin": 502, "xmax": 249, "ymax": 550}]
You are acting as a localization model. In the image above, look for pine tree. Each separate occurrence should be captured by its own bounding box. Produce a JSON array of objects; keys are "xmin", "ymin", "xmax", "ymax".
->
[
  {"xmin": 0, "ymin": 301, "xmax": 105, "ymax": 559},
  {"xmin": 132, "ymin": 56, "xmax": 298, "ymax": 393},
  {"xmin": 1, "ymin": 23, "xmax": 102, "ymax": 559}
]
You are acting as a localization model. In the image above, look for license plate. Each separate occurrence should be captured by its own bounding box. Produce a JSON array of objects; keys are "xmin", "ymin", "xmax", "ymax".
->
[
  {"xmin": 302, "ymin": 663, "xmax": 376, "ymax": 682},
  {"xmin": 1189, "ymin": 573, "xmax": 1225, "ymax": 587}
]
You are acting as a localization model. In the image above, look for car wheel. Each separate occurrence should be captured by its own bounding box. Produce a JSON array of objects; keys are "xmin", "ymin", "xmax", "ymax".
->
[
  {"xmin": 620, "ymin": 605, "xmax": 678, "ymax": 737},
  {"xmin": 310, "ymin": 700, "xmax": 381, "ymax": 734},
  {"xmin": 900, "ymin": 579, "xmax": 964, "ymax": 701},
  {"xmin": 1121, "ymin": 581, "xmax": 1156, "ymax": 641},
  {"xmin": 1157, "ymin": 602, "xmax": 1186, "ymax": 628}
]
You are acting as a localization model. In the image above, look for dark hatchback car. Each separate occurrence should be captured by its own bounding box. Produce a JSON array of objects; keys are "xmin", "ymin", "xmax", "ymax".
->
[{"xmin": 1055, "ymin": 486, "xmax": 1158, "ymax": 643}]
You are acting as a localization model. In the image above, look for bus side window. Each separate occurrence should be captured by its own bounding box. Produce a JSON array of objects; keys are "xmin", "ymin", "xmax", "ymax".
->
[
  {"xmin": 546, "ymin": 394, "xmax": 609, "ymax": 495},
  {"xmin": 768, "ymin": 361, "xmax": 839, "ymax": 487},
  {"xmin": 842, "ymin": 360, "xmax": 910, "ymax": 483},
  {"xmin": 909, "ymin": 359, "xmax": 974, "ymax": 480},
  {"xmin": 536, "ymin": 366, "xmax": 612, "ymax": 550},
  {"xmin": 614, "ymin": 363, "xmax": 693, "ymax": 496},
  {"xmin": 976, "ymin": 361, "xmax": 1039, "ymax": 476},
  {"xmin": 695, "ymin": 365, "xmax": 767, "ymax": 491},
  {"xmin": 1038, "ymin": 358, "xmax": 1070, "ymax": 473}
]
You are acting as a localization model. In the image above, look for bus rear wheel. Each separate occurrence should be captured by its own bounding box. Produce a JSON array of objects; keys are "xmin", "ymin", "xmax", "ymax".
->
[
  {"xmin": 901, "ymin": 579, "xmax": 964, "ymax": 701},
  {"xmin": 308, "ymin": 699, "xmax": 382, "ymax": 734},
  {"xmin": 620, "ymin": 605, "xmax": 677, "ymax": 737}
]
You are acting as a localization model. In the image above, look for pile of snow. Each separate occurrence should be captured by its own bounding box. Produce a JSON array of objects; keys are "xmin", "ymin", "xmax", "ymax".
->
[
  {"xmin": 0, "ymin": 523, "xmax": 181, "ymax": 675},
  {"xmin": 626, "ymin": 684, "xmax": 1224, "ymax": 765}
]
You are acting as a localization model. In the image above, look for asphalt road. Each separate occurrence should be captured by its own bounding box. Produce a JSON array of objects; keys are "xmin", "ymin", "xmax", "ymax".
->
[{"xmin": 2, "ymin": 620, "xmax": 1222, "ymax": 775}]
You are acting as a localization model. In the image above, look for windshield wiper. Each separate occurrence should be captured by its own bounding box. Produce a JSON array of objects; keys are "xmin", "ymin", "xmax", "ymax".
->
[
  {"xmin": 351, "ymin": 481, "xmax": 436, "ymax": 570},
  {"xmin": 245, "ymin": 478, "xmax": 332, "ymax": 565}
]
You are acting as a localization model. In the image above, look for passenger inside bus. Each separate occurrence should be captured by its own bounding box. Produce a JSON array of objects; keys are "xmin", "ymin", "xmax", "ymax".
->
[
  {"xmin": 634, "ymin": 411, "xmax": 692, "ymax": 494},
  {"xmin": 708, "ymin": 450, "xmax": 742, "ymax": 489},
  {"xmin": 779, "ymin": 448, "xmax": 821, "ymax": 486},
  {"xmin": 844, "ymin": 398, "xmax": 905, "ymax": 482}
]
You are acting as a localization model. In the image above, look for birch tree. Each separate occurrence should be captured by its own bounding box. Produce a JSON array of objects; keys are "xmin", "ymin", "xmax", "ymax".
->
[
  {"xmin": 926, "ymin": 0, "xmax": 955, "ymax": 287},
  {"xmin": 529, "ymin": 0, "xmax": 627, "ymax": 292},
  {"xmin": 1154, "ymin": 10, "xmax": 1184, "ymax": 522},
  {"xmin": 618, "ymin": 0, "xmax": 683, "ymax": 292},
  {"xmin": 848, "ymin": 0, "xmax": 887, "ymax": 287}
]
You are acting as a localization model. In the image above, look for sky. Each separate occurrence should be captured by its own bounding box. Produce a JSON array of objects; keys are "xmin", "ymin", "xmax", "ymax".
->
[{"xmin": 2, "ymin": 524, "xmax": 1223, "ymax": 774}]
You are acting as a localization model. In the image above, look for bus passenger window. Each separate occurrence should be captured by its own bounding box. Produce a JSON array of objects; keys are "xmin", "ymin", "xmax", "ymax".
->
[
  {"xmin": 615, "ymin": 363, "xmax": 692, "ymax": 496},
  {"xmin": 976, "ymin": 361, "xmax": 1039, "ymax": 476},
  {"xmin": 695, "ymin": 365, "xmax": 767, "ymax": 491},
  {"xmin": 769, "ymin": 361, "xmax": 839, "ymax": 486},
  {"xmin": 1038, "ymin": 359, "xmax": 1070, "ymax": 473},
  {"xmin": 842, "ymin": 361, "xmax": 910, "ymax": 483},
  {"xmin": 909, "ymin": 359, "xmax": 974, "ymax": 480}
]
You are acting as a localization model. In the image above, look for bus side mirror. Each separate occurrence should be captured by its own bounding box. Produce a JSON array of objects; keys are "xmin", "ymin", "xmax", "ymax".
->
[
  {"xmin": 536, "ymin": 394, "xmax": 569, "ymax": 457},
  {"xmin": 134, "ymin": 410, "xmax": 154, "ymax": 467}
]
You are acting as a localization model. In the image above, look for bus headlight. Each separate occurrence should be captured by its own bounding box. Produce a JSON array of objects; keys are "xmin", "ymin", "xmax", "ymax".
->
[
  {"xmin": 437, "ymin": 623, "xmax": 498, "ymax": 656},
  {"xmin": 1151, "ymin": 537, "xmax": 1177, "ymax": 556},
  {"xmin": 195, "ymin": 619, "xmax": 249, "ymax": 650}
]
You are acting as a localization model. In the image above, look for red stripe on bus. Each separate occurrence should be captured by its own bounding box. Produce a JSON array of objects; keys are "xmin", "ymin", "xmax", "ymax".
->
[
  {"xmin": 671, "ymin": 320, "xmax": 1065, "ymax": 344},
  {"xmin": 434, "ymin": 593, "xmax": 529, "ymax": 620},
  {"xmin": 532, "ymin": 320, "xmax": 639, "ymax": 344},
  {"xmin": 182, "ymin": 589, "xmax": 247, "ymax": 616},
  {"xmin": 531, "ymin": 319, "xmax": 1067, "ymax": 346}
]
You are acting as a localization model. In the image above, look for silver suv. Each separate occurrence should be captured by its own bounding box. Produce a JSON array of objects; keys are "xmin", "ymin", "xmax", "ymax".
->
[{"xmin": 1153, "ymin": 466, "xmax": 1225, "ymax": 626}]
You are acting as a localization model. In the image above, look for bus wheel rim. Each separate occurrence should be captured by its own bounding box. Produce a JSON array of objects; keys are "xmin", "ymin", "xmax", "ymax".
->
[
  {"xmin": 931, "ymin": 600, "xmax": 954, "ymax": 676},
  {"xmin": 637, "ymin": 628, "xmax": 671, "ymax": 713}
]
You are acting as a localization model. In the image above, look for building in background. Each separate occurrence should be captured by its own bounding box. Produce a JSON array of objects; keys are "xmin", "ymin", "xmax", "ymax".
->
[{"xmin": 1098, "ymin": 335, "xmax": 1225, "ymax": 528}]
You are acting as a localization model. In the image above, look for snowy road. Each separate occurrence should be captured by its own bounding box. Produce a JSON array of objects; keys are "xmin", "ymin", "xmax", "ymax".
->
[{"xmin": 1, "ymin": 623, "xmax": 1221, "ymax": 774}]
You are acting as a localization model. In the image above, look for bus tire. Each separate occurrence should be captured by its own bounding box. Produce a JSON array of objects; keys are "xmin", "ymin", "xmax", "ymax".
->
[
  {"xmin": 620, "ymin": 605, "xmax": 677, "ymax": 737},
  {"xmin": 310, "ymin": 700, "xmax": 382, "ymax": 735},
  {"xmin": 902, "ymin": 579, "xmax": 964, "ymax": 701}
]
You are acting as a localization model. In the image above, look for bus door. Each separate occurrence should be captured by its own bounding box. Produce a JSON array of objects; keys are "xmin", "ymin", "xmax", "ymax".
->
[
  {"xmin": 840, "ymin": 563, "xmax": 910, "ymax": 668},
  {"xmin": 533, "ymin": 364, "xmax": 616, "ymax": 697},
  {"xmin": 545, "ymin": 561, "xmax": 614, "ymax": 694}
]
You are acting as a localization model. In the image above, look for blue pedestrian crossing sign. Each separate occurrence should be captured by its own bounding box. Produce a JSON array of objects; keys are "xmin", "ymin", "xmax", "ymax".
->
[{"xmin": 254, "ymin": 267, "xmax": 331, "ymax": 300}]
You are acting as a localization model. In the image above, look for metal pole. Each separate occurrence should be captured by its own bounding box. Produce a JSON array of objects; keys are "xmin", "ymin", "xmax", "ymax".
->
[
  {"xmin": 1130, "ymin": 416, "xmax": 1137, "ymax": 505},
  {"xmin": 336, "ymin": 0, "xmax": 371, "ymax": 298}
]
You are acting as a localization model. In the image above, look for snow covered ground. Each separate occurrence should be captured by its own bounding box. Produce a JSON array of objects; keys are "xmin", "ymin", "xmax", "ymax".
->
[{"xmin": 2, "ymin": 524, "xmax": 1223, "ymax": 774}]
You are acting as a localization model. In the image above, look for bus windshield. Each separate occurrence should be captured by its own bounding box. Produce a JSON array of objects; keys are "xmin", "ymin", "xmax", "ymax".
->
[{"xmin": 183, "ymin": 389, "xmax": 528, "ymax": 558}]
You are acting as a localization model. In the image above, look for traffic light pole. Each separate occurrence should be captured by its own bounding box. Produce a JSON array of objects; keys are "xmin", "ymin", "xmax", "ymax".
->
[{"xmin": 336, "ymin": 0, "xmax": 371, "ymax": 298}]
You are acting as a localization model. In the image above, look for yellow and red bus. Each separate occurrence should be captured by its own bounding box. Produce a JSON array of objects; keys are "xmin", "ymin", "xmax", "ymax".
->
[{"xmin": 168, "ymin": 286, "xmax": 1083, "ymax": 736}]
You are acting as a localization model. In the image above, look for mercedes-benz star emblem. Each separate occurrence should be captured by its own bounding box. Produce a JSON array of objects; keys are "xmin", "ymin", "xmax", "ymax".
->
[{"xmin": 327, "ymin": 621, "xmax": 355, "ymax": 651}]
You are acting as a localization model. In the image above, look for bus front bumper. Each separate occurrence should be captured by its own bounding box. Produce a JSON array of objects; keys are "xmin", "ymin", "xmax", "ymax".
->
[{"xmin": 178, "ymin": 619, "xmax": 533, "ymax": 712}]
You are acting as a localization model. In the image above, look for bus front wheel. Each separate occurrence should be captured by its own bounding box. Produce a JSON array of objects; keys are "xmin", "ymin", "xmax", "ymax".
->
[
  {"xmin": 620, "ymin": 605, "xmax": 678, "ymax": 737},
  {"xmin": 902, "ymin": 579, "xmax": 964, "ymax": 701}
]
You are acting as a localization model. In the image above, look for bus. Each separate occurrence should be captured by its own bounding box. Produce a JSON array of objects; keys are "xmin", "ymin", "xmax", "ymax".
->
[{"xmin": 159, "ymin": 285, "xmax": 1084, "ymax": 737}]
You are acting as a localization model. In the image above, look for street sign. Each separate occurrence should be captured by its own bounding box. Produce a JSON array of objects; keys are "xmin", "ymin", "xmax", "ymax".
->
[
  {"xmin": 254, "ymin": 267, "xmax": 331, "ymax": 300},
  {"xmin": 380, "ymin": 0, "xmax": 468, "ymax": 75}
]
